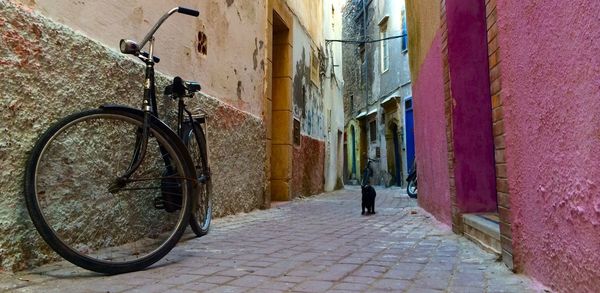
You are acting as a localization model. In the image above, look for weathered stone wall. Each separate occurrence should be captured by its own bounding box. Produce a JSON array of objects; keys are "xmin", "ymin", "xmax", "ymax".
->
[
  {"xmin": 292, "ymin": 135, "xmax": 325, "ymax": 198},
  {"xmin": 0, "ymin": 1, "xmax": 265, "ymax": 271}
]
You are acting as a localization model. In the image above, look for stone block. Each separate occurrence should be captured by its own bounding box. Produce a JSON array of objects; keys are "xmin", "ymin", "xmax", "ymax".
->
[
  {"xmin": 272, "ymin": 110, "xmax": 292, "ymax": 145},
  {"xmin": 272, "ymin": 77, "xmax": 292, "ymax": 111},
  {"xmin": 271, "ymin": 144, "xmax": 292, "ymax": 180}
]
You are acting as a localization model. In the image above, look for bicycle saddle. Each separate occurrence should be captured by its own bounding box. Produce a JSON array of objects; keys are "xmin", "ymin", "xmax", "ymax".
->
[{"xmin": 164, "ymin": 76, "xmax": 201, "ymax": 98}]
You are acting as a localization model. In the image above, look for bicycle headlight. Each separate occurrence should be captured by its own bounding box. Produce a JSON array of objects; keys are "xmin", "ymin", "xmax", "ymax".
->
[{"xmin": 119, "ymin": 39, "xmax": 139, "ymax": 54}]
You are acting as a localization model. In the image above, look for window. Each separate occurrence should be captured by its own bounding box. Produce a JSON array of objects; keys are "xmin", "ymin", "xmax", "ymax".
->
[
  {"xmin": 350, "ymin": 95, "xmax": 354, "ymax": 113},
  {"xmin": 379, "ymin": 18, "xmax": 389, "ymax": 72},
  {"xmin": 369, "ymin": 120, "xmax": 377, "ymax": 142},
  {"xmin": 293, "ymin": 118, "xmax": 301, "ymax": 145},
  {"xmin": 310, "ymin": 49, "xmax": 320, "ymax": 86},
  {"xmin": 401, "ymin": 10, "xmax": 408, "ymax": 52}
]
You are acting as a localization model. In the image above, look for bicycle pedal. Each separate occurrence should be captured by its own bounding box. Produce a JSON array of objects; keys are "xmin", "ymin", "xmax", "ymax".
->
[{"xmin": 153, "ymin": 197, "xmax": 165, "ymax": 209}]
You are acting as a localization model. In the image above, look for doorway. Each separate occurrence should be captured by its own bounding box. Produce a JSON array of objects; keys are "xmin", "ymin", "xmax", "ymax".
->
[{"xmin": 269, "ymin": 10, "xmax": 293, "ymax": 202}]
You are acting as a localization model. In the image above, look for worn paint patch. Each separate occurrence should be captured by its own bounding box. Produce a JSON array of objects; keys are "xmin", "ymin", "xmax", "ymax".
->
[
  {"xmin": 292, "ymin": 135, "xmax": 325, "ymax": 198},
  {"xmin": 252, "ymin": 38, "xmax": 258, "ymax": 70},
  {"xmin": 237, "ymin": 80, "xmax": 243, "ymax": 99}
]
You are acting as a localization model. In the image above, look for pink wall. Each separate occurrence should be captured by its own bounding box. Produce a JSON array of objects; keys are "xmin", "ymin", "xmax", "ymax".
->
[
  {"xmin": 496, "ymin": 0, "xmax": 600, "ymax": 291},
  {"xmin": 413, "ymin": 32, "xmax": 452, "ymax": 226},
  {"xmin": 444, "ymin": 0, "xmax": 498, "ymax": 213}
]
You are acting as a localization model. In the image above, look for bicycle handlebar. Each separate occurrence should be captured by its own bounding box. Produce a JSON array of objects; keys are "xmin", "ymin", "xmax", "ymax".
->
[
  {"xmin": 138, "ymin": 7, "xmax": 199, "ymax": 51},
  {"xmin": 177, "ymin": 7, "xmax": 200, "ymax": 17}
]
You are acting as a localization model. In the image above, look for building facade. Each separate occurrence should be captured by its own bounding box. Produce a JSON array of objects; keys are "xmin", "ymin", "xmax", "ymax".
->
[
  {"xmin": 406, "ymin": 0, "xmax": 600, "ymax": 291},
  {"xmin": 0, "ymin": 0, "xmax": 345, "ymax": 271},
  {"xmin": 341, "ymin": 0, "xmax": 412, "ymax": 187}
]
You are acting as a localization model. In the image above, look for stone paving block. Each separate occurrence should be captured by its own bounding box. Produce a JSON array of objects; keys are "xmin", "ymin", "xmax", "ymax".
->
[
  {"xmin": 276, "ymin": 275, "xmax": 306, "ymax": 283},
  {"xmin": 228, "ymin": 275, "xmax": 269, "ymax": 288},
  {"xmin": 350, "ymin": 265, "xmax": 388, "ymax": 278},
  {"xmin": 331, "ymin": 281, "xmax": 370, "ymax": 291},
  {"xmin": 177, "ymin": 281, "xmax": 220, "ymax": 291},
  {"xmin": 413, "ymin": 275, "xmax": 452, "ymax": 290},
  {"xmin": 447, "ymin": 286, "xmax": 486, "ymax": 293},
  {"xmin": 161, "ymin": 274, "xmax": 204, "ymax": 285},
  {"xmin": 406, "ymin": 287, "xmax": 445, "ymax": 293},
  {"xmin": 293, "ymin": 280, "xmax": 335, "ymax": 292},
  {"xmin": 127, "ymin": 282, "xmax": 177, "ymax": 293},
  {"xmin": 371, "ymin": 278, "xmax": 413, "ymax": 290},
  {"xmin": 179, "ymin": 265, "xmax": 227, "ymax": 276},
  {"xmin": 258, "ymin": 280, "xmax": 297, "ymax": 290},
  {"xmin": 205, "ymin": 285, "xmax": 249, "ymax": 293}
]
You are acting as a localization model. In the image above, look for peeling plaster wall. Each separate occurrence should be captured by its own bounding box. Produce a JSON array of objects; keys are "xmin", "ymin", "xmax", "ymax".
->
[
  {"xmin": 0, "ymin": 1, "xmax": 265, "ymax": 271},
  {"xmin": 289, "ymin": 11, "xmax": 328, "ymax": 197},
  {"xmin": 14, "ymin": 0, "xmax": 268, "ymax": 117},
  {"xmin": 292, "ymin": 20, "xmax": 325, "ymax": 139},
  {"xmin": 496, "ymin": 0, "xmax": 600, "ymax": 291}
]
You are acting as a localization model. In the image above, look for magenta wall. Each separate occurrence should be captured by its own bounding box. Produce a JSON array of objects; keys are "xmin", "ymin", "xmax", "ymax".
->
[
  {"xmin": 444, "ymin": 0, "xmax": 498, "ymax": 212},
  {"xmin": 496, "ymin": 0, "xmax": 600, "ymax": 291},
  {"xmin": 413, "ymin": 32, "xmax": 452, "ymax": 226}
]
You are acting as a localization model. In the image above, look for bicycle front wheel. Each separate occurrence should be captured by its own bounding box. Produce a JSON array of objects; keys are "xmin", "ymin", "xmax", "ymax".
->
[
  {"xmin": 407, "ymin": 180, "xmax": 418, "ymax": 199},
  {"xmin": 183, "ymin": 121, "xmax": 212, "ymax": 237},
  {"xmin": 24, "ymin": 108, "xmax": 193, "ymax": 274}
]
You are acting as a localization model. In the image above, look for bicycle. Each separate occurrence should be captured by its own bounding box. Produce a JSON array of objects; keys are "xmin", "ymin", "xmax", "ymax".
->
[
  {"xmin": 23, "ymin": 7, "xmax": 211, "ymax": 274},
  {"xmin": 406, "ymin": 160, "xmax": 418, "ymax": 198}
]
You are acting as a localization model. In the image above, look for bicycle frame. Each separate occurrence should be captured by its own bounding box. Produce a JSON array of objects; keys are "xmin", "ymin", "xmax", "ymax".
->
[{"xmin": 111, "ymin": 7, "xmax": 205, "ymax": 189}]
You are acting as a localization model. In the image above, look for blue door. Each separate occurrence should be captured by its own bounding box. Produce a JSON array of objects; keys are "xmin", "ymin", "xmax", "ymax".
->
[{"xmin": 405, "ymin": 97, "xmax": 415, "ymax": 171}]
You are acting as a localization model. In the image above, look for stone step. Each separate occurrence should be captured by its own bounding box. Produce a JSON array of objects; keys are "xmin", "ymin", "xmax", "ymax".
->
[{"xmin": 462, "ymin": 213, "xmax": 501, "ymax": 255}]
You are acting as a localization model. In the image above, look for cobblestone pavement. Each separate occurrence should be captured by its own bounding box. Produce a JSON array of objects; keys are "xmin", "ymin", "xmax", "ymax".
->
[{"xmin": 1, "ymin": 187, "xmax": 543, "ymax": 293}]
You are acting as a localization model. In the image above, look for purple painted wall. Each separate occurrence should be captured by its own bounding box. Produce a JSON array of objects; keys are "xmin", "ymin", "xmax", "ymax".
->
[
  {"xmin": 496, "ymin": 0, "xmax": 600, "ymax": 291},
  {"xmin": 413, "ymin": 32, "xmax": 452, "ymax": 225},
  {"xmin": 445, "ymin": 0, "xmax": 497, "ymax": 212}
]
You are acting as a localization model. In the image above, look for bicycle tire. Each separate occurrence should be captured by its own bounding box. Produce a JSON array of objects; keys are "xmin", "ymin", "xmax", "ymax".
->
[
  {"xmin": 24, "ymin": 108, "xmax": 193, "ymax": 274},
  {"xmin": 407, "ymin": 180, "xmax": 418, "ymax": 199},
  {"xmin": 183, "ymin": 121, "xmax": 212, "ymax": 237}
]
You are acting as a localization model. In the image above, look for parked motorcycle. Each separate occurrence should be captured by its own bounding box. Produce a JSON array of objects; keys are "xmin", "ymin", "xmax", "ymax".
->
[{"xmin": 406, "ymin": 160, "xmax": 417, "ymax": 199}]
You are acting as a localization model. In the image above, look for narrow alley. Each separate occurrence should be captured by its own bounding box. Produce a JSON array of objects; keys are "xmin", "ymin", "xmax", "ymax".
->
[{"xmin": 1, "ymin": 189, "xmax": 537, "ymax": 293}]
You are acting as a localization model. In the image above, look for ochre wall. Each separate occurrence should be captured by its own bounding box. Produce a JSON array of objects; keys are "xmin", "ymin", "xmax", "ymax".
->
[
  {"xmin": 405, "ymin": 0, "xmax": 440, "ymax": 82},
  {"xmin": 496, "ymin": 0, "xmax": 600, "ymax": 291}
]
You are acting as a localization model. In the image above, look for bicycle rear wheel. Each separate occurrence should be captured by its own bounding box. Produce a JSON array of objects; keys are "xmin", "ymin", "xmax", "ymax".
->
[
  {"xmin": 183, "ymin": 121, "xmax": 212, "ymax": 237},
  {"xmin": 24, "ymin": 108, "xmax": 193, "ymax": 274}
]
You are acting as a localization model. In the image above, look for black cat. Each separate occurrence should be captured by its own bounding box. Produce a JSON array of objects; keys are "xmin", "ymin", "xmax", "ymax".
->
[{"xmin": 361, "ymin": 184, "xmax": 376, "ymax": 215}]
